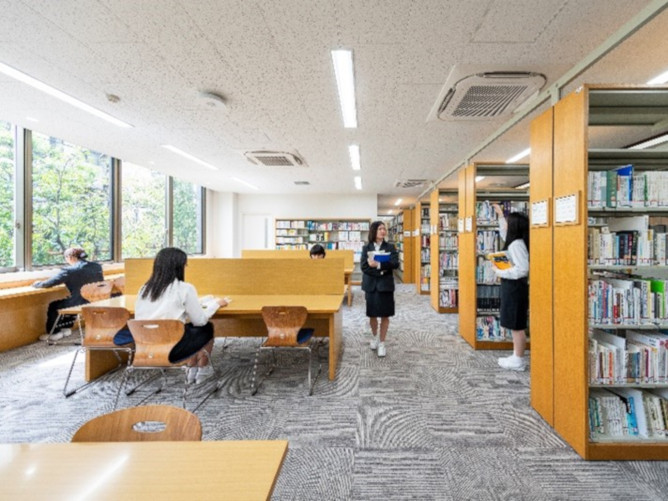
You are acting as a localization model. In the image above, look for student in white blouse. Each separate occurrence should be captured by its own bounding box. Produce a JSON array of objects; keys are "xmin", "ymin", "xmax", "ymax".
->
[
  {"xmin": 134, "ymin": 247, "xmax": 229, "ymax": 384},
  {"xmin": 492, "ymin": 205, "xmax": 530, "ymax": 371}
]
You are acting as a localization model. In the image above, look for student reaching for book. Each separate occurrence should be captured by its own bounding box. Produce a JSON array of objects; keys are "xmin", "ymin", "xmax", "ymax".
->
[{"xmin": 492, "ymin": 204, "xmax": 530, "ymax": 371}]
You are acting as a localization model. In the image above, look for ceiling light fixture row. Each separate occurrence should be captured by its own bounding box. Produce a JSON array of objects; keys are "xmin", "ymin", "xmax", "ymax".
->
[{"xmin": 506, "ymin": 147, "xmax": 531, "ymax": 164}]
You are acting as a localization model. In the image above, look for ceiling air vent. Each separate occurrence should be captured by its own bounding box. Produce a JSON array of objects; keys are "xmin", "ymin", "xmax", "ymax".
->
[
  {"xmin": 429, "ymin": 70, "xmax": 546, "ymax": 121},
  {"xmin": 294, "ymin": 181, "xmax": 310, "ymax": 185},
  {"xmin": 394, "ymin": 179, "xmax": 429, "ymax": 189},
  {"xmin": 244, "ymin": 151, "xmax": 306, "ymax": 167}
]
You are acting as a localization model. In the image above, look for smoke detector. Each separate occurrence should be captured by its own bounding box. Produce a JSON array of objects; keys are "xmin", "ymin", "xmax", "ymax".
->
[
  {"xmin": 197, "ymin": 91, "xmax": 227, "ymax": 110},
  {"xmin": 427, "ymin": 67, "xmax": 546, "ymax": 121},
  {"xmin": 244, "ymin": 151, "xmax": 306, "ymax": 167}
]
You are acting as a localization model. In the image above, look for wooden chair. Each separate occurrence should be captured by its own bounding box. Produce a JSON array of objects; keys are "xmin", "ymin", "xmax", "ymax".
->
[
  {"xmin": 251, "ymin": 306, "xmax": 321, "ymax": 396},
  {"xmin": 122, "ymin": 320, "xmax": 218, "ymax": 411},
  {"xmin": 63, "ymin": 306, "xmax": 133, "ymax": 409},
  {"xmin": 111, "ymin": 275, "xmax": 125, "ymax": 295},
  {"xmin": 71, "ymin": 405, "xmax": 201, "ymax": 442}
]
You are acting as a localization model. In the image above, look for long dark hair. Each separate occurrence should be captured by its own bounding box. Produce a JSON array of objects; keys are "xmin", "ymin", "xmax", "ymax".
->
[
  {"xmin": 368, "ymin": 221, "xmax": 386, "ymax": 244},
  {"xmin": 141, "ymin": 247, "xmax": 187, "ymax": 301},
  {"xmin": 503, "ymin": 212, "xmax": 529, "ymax": 251}
]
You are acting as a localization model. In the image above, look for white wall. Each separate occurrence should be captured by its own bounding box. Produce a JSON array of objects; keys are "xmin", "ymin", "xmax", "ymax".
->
[{"xmin": 207, "ymin": 192, "xmax": 377, "ymax": 257}]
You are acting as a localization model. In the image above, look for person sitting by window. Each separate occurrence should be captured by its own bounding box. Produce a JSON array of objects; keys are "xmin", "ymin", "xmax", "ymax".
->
[
  {"xmin": 309, "ymin": 244, "xmax": 326, "ymax": 259},
  {"xmin": 132, "ymin": 247, "xmax": 229, "ymax": 385},
  {"xmin": 33, "ymin": 247, "xmax": 104, "ymax": 342}
]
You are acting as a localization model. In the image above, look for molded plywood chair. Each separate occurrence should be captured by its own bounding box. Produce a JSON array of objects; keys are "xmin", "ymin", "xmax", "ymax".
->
[
  {"xmin": 123, "ymin": 319, "xmax": 218, "ymax": 411},
  {"xmin": 111, "ymin": 275, "xmax": 125, "ymax": 295},
  {"xmin": 71, "ymin": 404, "xmax": 202, "ymax": 442},
  {"xmin": 251, "ymin": 306, "xmax": 321, "ymax": 396},
  {"xmin": 63, "ymin": 306, "xmax": 133, "ymax": 408}
]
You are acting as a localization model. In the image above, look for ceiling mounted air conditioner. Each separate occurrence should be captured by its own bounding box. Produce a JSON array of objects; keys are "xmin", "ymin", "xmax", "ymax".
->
[
  {"xmin": 243, "ymin": 151, "xmax": 306, "ymax": 167},
  {"xmin": 427, "ymin": 67, "xmax": 546, "ymax": 122}
]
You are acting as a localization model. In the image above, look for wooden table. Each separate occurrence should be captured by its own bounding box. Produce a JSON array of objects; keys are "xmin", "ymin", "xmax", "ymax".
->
[
  {"xmin": 65, "ymin": 294, "xmax": 344, "ymax": 382},
  {"xmin": 0, "ymin": 440, "xmax": 288, "ymax": 500}
]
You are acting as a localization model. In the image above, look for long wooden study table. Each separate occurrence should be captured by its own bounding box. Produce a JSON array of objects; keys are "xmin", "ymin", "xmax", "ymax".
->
[
  {"xmin": 79, "ymin": 258, "xmax": 345, "ymax": 382},
  {"xmin": 0, "ymin": 440, "xmax": 288, "ymax": 500}
]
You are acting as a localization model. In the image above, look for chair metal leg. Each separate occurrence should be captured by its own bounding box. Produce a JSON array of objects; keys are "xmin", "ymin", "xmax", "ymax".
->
[
  {"xmin": 250, "ymin": 341, "xmax": 264, "ymax": 395},
  {"xmin": 63, "ymin": 347, "xmax": 130, "ymax": 398},
  {"xmin": 307, "ymin": 344, "xmax": 322, "ymax": 396},
  {"xmin": 62, "ymin": 347, "xmax": 82, "ymax": 397}
]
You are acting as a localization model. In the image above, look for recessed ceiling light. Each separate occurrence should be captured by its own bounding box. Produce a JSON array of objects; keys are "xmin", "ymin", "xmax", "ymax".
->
[
  {"xmin": 25, "ymin": 116, "xmax": 38, "ymax": 122},
  {"xmin": 628, "ymin": 132, "xmax": 668, "ymax": 150},
  {"xmin": 231, "ymin": 177, "xmax": 259, "ymax": 190},
  {"xmin": 475, "ymin": 175, "xmax": 485, "ymax": 183},
  {"xmin": 331, "ymin": 50, "xmax": 357, "ymax": 128},
  {"xmin": 0, "ymin": 61, "xmax": 133, "ymax": 128},
  {"xmin": 161, "ymin": 145, "xmax": 218, "ymax": 170},
  {"xmin": 506, "ymin": 147, "xmax": 531, "ymax": 163},
  {"xmin": 354, "ymin": 176, "xmax": 362, "ymax": 190},
  {"xmin": 387, "ymin": 209, "xmax": 393, "ymax": 215},
  {"xmin": 514, "ymin": 182, "xmax": 530, "ymax": 189},
  {"xmin": 394, "ymin": 198, "xmax": 402, "ymax": 206},
  {"xmin": 647, "ymin": 69, "xmax": 668, "ymax": 85},
  {"xmin": 348, "ymin": 144, "xmax": 361, "ymax": 170}
]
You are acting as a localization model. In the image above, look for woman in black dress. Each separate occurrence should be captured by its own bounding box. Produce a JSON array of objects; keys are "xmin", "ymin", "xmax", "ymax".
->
[{"xmin": 361, "ymin": 221, "xmax": 399, "ymax": 357}]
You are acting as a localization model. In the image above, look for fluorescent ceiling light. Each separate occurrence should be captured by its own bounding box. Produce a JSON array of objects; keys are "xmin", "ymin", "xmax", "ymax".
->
[
  {"xmin": 231, "ymin": 176, "xmax": 259, "ymax": 190},
  {"xmin": 647, "ymin": 70, "xmax": 668, "ymax": 85},
  {"xmin": 161, "ymin": 145, "xmax": 218, "ymax": 170},
  {"xmin": 25, "ymin": 116, "xmax": 39, "ymax": 122},
  {"xmin": 628, "ymin": 132, "xmax": 668, "ymax": 150},
  {"xmin": 387, "ymin": 209, "xmax": 393, "ymax": 215},
  {"xmin": 514, "ymin": 182, "xmax": 530, "ymax": 189},
  {"xmin": 475, "ymin": 175, "xmax": 485, "ymax": 183},
  {"xmin": 348, "ymin": 144, "xmax": 361, "ymax": 170},
  {"xmin": 506, "ymin": 147, "xmax": 531, "ymax": 163},
  {"xmin": 354, "ymin": 176, "xmax": 362, "ymax": 190},
  {"xmin": 331, "ymin": 50, "xmax": 358, "ymax": 128},
  {"xmin": 0, "ymin": 61, "xmax": 133, "ymax": 128},
  {"xmin": 394, "ymin": 198, "xmax": 402, "ymax": 206}
]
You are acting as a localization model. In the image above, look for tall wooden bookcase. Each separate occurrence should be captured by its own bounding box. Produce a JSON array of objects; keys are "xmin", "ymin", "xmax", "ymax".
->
[
  {"xmin": 457, "ymin": 162, "xmax": 530, "ymax": 350},
  {"xmin": 389, "ymin": 209, "xmax": 415, "ymax": 284},
  {"xmin": 530, "ymin": 84, "xmax": 668, "ymax": 460},
  {"xmin": 414, "ymin": 201, "xmax": 431, "ymax": 295},
  {"xmin": 430, "ymin": 189, "xmax": 458, "ymax": 313}
]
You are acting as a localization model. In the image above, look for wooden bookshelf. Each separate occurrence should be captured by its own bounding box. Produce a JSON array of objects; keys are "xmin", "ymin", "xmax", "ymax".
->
[
  {"xmin": 401, "ymin": 208, "xmax": 415, "ymax": 284},
  {"xmin": 530, "ymin": 84, "xmax": 668, "ymax": 460},
  {"xmin": 430, "ymin": 189, "xmax": 458, "ymax": 313},
  {"xmin": 274, "ymin": 218, "xmax": 370, "ymax": 284},
  {"xmin": 415, "ymin": 201, "xmax": 431, "ymax": 295},
  {"xmin": 457, "ymin": 162, "xmax": 530, "ymax": 350}
]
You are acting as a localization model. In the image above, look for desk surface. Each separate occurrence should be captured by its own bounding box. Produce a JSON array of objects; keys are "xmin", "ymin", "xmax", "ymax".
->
[
  {"xmin": 0, "ymin": 440, "xmax": 288, "ymax": 501},
  {"xmin": 0, "ymin": 284, "xmax": 66, "ymax": 300},
  {"xmin": 62, "ymin": 294, "xmax": 343, "ymax": 315}
]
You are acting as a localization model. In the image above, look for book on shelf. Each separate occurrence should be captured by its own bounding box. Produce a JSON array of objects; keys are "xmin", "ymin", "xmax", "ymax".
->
[{"xmin": 486, "ymin": 251, "xmax": 512, "ymax": 270}]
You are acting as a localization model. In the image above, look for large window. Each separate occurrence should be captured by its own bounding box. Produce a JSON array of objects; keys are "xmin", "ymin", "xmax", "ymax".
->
[
  {"xmin": 0, "ymin": 121, "xmax": 15, "ymax": 268},
  {"xmin": 173, "ymin": 178, "xmax": 204, "ymax": 254},
  {"xmin": 122, "ymin": 163, "xmax": 167, "ymax": 258},
  {"xmin": 31, "ymin": 132, "xmax": 113, "ymax": 266}
]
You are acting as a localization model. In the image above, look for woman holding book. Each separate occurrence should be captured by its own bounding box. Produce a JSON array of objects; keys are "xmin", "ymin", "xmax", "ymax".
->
[
  {"xmin": 132, "ymin": 247, "xmax": 229, "ymax": 384},
  {"xmin": 492, "ymin": 204, "xmax": 530, "ymax": 371},
  {"xmin": 361, "ymin": 221, "xmax": 400, "ymax": 357}
]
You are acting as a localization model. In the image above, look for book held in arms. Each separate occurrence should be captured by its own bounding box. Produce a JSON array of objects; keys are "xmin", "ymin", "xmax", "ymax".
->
[{"xmin": 486, "ymin": 251, "xmax": 512, "ymax": 270}]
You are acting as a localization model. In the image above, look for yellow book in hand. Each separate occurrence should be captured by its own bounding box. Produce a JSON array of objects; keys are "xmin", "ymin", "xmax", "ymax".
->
[{"xmin": 486, "ymin": 251, "xmax": 513, "ymax": 270}]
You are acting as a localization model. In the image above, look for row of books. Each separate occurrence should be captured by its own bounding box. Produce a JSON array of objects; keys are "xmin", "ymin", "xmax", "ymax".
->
[
  {"xmin": 589, "ymin": 387, "xmax": 668, "ymax": 439},
  {"xmin": 421, "ymin": 264, "xmax": 431, "ymax": 279},
  {"xmin": 589, "ymin": 329, "xmax": 668, "ymax": 384},
  {"xmin": 276, "ymin": 220, "xmax": 370, "ymax": 231},
  {"xmin": 439, "ymin": 276, "xmax": 458, "ymax": 289},
  {"xmin": 476, "ymin": 316, "xmax": 512, "ymax": 341},
  {"xmin": 477, "ymin": 284, "xmax": 501, "ymax": 310},
  {"xmin": 307, "ymin": 231, "xmax": 363, "ymax": 242},
  {"xmin": 587, "ymin": 219, "xmax": 667, "ymax": 266},
  {"xmin": 476, "ymin": 201, "xmax": 529, "ymax": 224},
  {"xmin": 588, "ymin": 278, "xmax": 668, "ymax": 325},
  {"xmin": 420, "ymin": 249, "xmax": 430, "ymax": 263},
  {"xmin": 420, "ymin": 276, "xmax": 430, "ymax": 292},
  {"xmin": 476, "ymin": 257, "xmax": 498, "ymax": 285},
  {"xmin": 439, "ymin": 252, "xmax": 458, "ymax": 270},
  {"xmin": 276, "ymin": 228, "xmax": 307, "ymax": 236},
  {"xmin": 476, "ymin": 230, "xmax": 501, "ymax": 253},
  {"xmin": 420, "ymin": 235, "xmax": 430, "ymax": 247},
  {"xmin": 439, "ymin": 213, "xmax": 457, "ymax": 231},
  {"xmin": 276, "ymin": 236, "xmax": 306, "ymax": 244},
  {"xmin": 438, "ymin": 234, "xmax": 458, "ymax": 249},
  {"xmin": 587, "ymin": 167, "xmax": 668, "ymax": 209},
  {"xmin": 439, "ymin": 289, "xmax": 458, "ymax": 308}
]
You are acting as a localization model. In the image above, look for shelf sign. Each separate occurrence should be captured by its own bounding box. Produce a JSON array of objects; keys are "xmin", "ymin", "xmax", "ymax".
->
[
  {"xmin": 465, "ymin": 217, "xmax": 472, "ymax": 232},
  {"xmin": 458, "ymin": 218, "xmax": 464, "ymax": 233},
  {"xmin": 554, "ymin": 192, "xmax": 579, "ymax": 225},
  {"xmin": 531, "ymin": 200, "xmax": 549, "ymax": 227},
  {"xmin": 403, "ymin": 230, "xmax": 410, "ymax": 237}
]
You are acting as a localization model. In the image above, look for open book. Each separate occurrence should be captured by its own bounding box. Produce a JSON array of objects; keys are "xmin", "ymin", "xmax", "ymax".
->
[{"xmin": 486, "ymin": 251, "xmax": 513, "ymax": 270}]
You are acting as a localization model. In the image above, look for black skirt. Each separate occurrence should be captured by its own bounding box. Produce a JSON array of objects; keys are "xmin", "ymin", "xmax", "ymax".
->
[
  {"xmin": 499, "ymin": 278, "xmax": 528, "ymax": 330},
  {"xmin": 365, "ymin": 291, "xmax": 395, "ymax": 318},
  {"xmin": 169, "ymin": 322, "xmax": 214, "ymax": 363}
]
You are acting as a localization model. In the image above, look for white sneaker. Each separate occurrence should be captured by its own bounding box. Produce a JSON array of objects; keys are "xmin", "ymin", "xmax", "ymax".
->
[
  {"xmin": 377, "ymin": 342, "xmax": 386, "ymax": 357},
  {"xmin": 498, "ymin": 355, "xmax": 526, "ymax": 371},
  {"xmin": 195, "ymin": 365, "xmax": 214, "ymax": 384},
  {"xmin": 369, "ymin": 336, "xmax": 379, "ymax": 350},
  {"xmin": 60, "ymin": 328, "xmax": 73, "ymax": 338},
  {"xmin": 186, "ymin": 367, "xmax": 198, "ymax": 384},
  {"xmin": 39, "ymin": 332, "xmax": 64, "ymax": 342}
]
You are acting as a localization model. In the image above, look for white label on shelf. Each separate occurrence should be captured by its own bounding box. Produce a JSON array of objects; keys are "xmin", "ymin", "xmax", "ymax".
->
[
  {"xmin": 413, "ymin": 229, "xmax": 420, "ymax": 237},
  {"xmin": 465, "ymin": 217, "xmax": 472, "ymax": 232},
  {"xmin": 555, "ymin": 193, "xmax": 578, "ymax": 224},
  {"xmin": 458, "ymin": 219, "xmax": 464, "ymax": 233},
  {"xmin": 531, "ymin": 200, "xmax": 548, "ymax": 226},
  {"xmin": 403, "ymin": 230, "xmax": 410, "ymax": 237}
]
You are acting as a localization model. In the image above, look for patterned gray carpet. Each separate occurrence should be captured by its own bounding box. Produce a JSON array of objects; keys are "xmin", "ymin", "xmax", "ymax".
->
[{"xmin": 1, "ymin": 284, "xmax": 668, "ymax": 500}]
